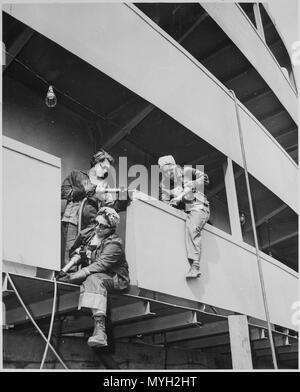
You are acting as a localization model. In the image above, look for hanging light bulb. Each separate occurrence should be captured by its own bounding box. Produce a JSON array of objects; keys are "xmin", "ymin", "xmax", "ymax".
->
[
  {"xmin": 240, "ymin": 212, "xmax": 246, "ymax": 226},
  {"xmin": 45, "ymin": 85, "xmax": 57, "ymax": 108}
]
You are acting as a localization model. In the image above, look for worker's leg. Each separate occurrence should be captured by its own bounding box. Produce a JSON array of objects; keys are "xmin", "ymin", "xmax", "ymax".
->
[
  {"xmin": 78, "ymin": 272, "xmax": 128, "ymax": 347},
  {"xmin": 185, "ymin": 207, "xmax": 210, "ymax": 278},
  {"xmin": 62, "ymin": 222, "xmax": 78, "ymax": 267}
]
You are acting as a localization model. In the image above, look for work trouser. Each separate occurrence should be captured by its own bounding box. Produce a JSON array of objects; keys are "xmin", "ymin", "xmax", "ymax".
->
[
  {"xmin": 61, "ymin": 222, "xmax": 78, "ymax": 267},
  {"xmin": 78, "ymin": 272, "xmax": 129, "ymax": 316},
  {"xmin": 185, "ymin": 204, "xmax": 210, "ymax": 267}
]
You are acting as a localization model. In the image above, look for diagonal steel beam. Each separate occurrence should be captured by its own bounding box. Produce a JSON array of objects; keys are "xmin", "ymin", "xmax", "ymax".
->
[{"xmin": 4, "ymin": 27, "xmax": 35, "ymax": 71}]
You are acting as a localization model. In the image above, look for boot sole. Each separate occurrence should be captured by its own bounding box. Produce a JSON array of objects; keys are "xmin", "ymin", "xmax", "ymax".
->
[
  {"xmin": 87, "ymin": 340, "xmax": 108, "ymax": 348},
  {"xmin": 186, "ymin": 274, "xmax": 201, "ymax": 279}
]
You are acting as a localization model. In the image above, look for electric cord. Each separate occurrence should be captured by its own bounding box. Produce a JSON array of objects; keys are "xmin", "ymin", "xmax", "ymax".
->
[
  {"xmin": 40, "ymin": 277, "xmax": 58, "ymax": 369},
  {"xmin": 229, "ymin": 89, "xmax": 278, "ymax": 369},
  {"xmin": 6, "ymin": 273, "xmax": 68, "ymax": 369}
]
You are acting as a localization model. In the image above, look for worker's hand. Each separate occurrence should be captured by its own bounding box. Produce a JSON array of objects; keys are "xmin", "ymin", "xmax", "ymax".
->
[
  {"xmin": 85, "ymin": 184, "xmax": 96, "ymax": 197},
  {"xmin": 170, "ymin": 197, "xmax": 181, "ymax": 207},
  {"xmin": 57, "ymin": 268, "xmax": 90, "ymax": 285}
]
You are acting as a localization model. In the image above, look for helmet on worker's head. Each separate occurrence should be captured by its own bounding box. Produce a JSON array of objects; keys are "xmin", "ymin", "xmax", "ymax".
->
[
  {"xmin": 97, "ymin": 207, "xmax": 120, "ymax": 228},
  {"xmin": 90, "ymin": 150, "xmax": 114, "ymax": 168},
  {"xmin": 158, "ymin": 155, "xmax": 176, "ymax": 169}
]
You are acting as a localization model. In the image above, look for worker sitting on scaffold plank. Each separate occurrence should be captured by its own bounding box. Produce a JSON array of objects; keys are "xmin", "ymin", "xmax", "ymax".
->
[{"xmin": 58, "ymin": 206, "xmax": 129, "ymax": 348}]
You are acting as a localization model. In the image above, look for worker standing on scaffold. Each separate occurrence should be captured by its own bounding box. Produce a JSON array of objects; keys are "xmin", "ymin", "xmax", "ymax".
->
[
  {"xmin": 158, "ymin": 155, "xmax": 210, "ymax": 279},
  {"xmin": 58, "ymin": 207, "xmax": 129, "ymax": 348},
  {"xmin": 61, "ymin": 149, "xmax": 127, "ymax": 268}
]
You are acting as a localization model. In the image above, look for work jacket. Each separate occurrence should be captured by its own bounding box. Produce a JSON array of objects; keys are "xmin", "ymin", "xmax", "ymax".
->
[
  {"xmin": 61, "ymin": 169, "xmax": 128, "ymax": 229},
  {"xmin": 159, "ymin": 165, "xmax": 210, "ymax": 212},
  {"xmin": 70, "ymin": 226, "xmax": 130, "ymax": 288}
]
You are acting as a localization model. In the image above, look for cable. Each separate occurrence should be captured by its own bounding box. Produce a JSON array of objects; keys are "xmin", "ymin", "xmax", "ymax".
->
[
  {"xmin": 4, "ymin": 49, "xmax": 119, "ymax": 125},
  {"xmin": 229, "ymin": 90, "xmax": 278, "ymax": 369},
  {"xmin": 40, "ymin": 277, "xmax": 58, "ymax": 369},
  {"xmin": 6, "ymin": 273, "xmax": 68, "ymax": 369},
  {"xmin": 78, "ymin": 197, "xmax": 88, "ymax": 234}
]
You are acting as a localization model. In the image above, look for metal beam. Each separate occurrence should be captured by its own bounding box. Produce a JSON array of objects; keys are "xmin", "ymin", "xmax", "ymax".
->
[
  {"xmin": 5, "ymin": 291, "xmax": 80, "ymax": 325},
  {"xmin": 154, "ymin": 320, "xmax": 229, "ymax": 345},
  {"xmin": 200, "ymin": 43, "xmax": 233, "ymax": 64},
  {"xmin": 102, "ymin": 104, "xmax": 155, "ymax": 150},
  {"xmin": 3, "ymin": 27, "xmax": 35, "ymax": 71},
  {"xmin": 261, "ymin": 231, "xmax": 298, "ymax": 250},
  {"xmin": 222, "ymin": 66, "xmax": 252, "ymax": 85},
  {"xmin": 276, "ymin": 127, "xmax": 298, "ymax": 143},
  {"xmin": 114, "ymin": 311, "xmax": 201, "ymax": 339},
  {"xmin": 177, "ymin": 11, "xmax": 209, "ymax": 44},
  {"xmin": 286, "ymin": 143, "xmax": 298, "ymax": 153},
  {"xmin": 111, "ymin": 301, "xmax": 155, "ymax": 323},
  {"xmin": 172, "ymin": 334, "xmax": 230, "ymax": 350},
  {"xmin": 253, "ymin": 334, "xmax": 291, "ymax": 351},
  {"xmin": 243, "ymin": 89, "xmax": 272, "ymax": 105},
  {"xmin": 208, "ymin": 167, "xmax": 244, "ymax": 198},
  {"xmin": 244, "ymin": 204, "xmax": 288, "ymax": 233},
  {"xmin": 256, "ymin": 344, "xmax": 298, "ymax": 358},
  {"xmin": 59, "ymin": 301, "xmax": 155, "ymax": 334},
  {"xmin": 187, "ymin": 150, "xmax": 223, "ymax": 167},
  {"xmin": 260, "ymin": 109, "xmax": 286, "ymax": 123}
]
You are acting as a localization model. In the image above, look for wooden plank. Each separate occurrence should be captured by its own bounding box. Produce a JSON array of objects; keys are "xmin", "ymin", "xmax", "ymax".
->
[{"xmin": 228, "ymin": 315, "xmax": 253, "ymax": 369}]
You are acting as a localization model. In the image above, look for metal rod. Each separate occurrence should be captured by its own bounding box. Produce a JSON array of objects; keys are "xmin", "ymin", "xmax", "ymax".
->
[
  {"xmin": 229, "ymin": 90, "xmax": 278, "ymax": 369},
  {"xmin": 6, "ymin": 274, "xmax": 68, "ymax": 369}
]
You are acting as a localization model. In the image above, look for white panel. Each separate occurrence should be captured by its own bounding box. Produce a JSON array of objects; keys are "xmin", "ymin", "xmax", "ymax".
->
[
  {"xmin": 126, "ymin": 199, "xmax": 298, "ymax": 330},
  {"xmin": 262, "ymin": 260, "xmax": 299, "ymax": 329},
  {"xmin": 3, "ymin": 137, "xmax": 61, "ymax": 271},
  {"xmin": 3, "ymin": 3, "xmax": 298, "ymax": 212},
  {"xmin": 201, "ymin": 2, "xmax": 298, "ymax": 124}
]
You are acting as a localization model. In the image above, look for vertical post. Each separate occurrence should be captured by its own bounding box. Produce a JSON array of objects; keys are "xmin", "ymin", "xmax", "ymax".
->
[
  {"xmin": 223, "ymin": 158, "xmax": 243, "ymax": 241},
  {"xmin": 229, "ymin": 90, "xmax": 278, "ymax": 369},
  {"xmin": 253, "ymin": 3, "xmax": 266, "ymax": 41},
  {"xmin": 228, "ymin": 315, "xmax": 253, "ymax": 369}
]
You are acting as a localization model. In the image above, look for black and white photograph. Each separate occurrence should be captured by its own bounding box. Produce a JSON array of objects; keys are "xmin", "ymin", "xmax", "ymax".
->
[{"xmin": 1, "ymin": 0, "xmax": 299, "ymax": 374}]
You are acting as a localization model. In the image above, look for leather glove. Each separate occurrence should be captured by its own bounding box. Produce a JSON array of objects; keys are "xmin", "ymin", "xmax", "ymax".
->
[{"xmin": 57, "ymin": 268, "xmax": 90, "ymax": 285}]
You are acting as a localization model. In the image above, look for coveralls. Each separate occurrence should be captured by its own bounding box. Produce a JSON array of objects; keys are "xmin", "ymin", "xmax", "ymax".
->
[
  {"xmin": 160, "ymin": 166, "xmax": 210, "ymax": 269},
  {"xmin": 70, "ymin": 226, "xmax": 130, "ymax": 317}
]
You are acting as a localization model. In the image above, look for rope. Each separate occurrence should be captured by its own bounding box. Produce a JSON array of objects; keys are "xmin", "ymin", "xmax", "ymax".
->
[
  {"xmin": 6, "ymin": 274, "xmax": 68, "ymax": 369},
  {"xmin": 229, "ymin": 90, "xmax": 278, "ymax": 369},
  {"xmin": 40, "ymin": 277, "xmax": 58, "ymax": 369}
]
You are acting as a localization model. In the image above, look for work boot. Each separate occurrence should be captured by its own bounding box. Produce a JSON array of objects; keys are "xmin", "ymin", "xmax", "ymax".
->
[
  {"xmin": 87, "ymin": 315, "xmax": 107, "ymax": 347},
  {"xmin": 186, "ymin": 262, "xmax": 201, "ymax": 279}
]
